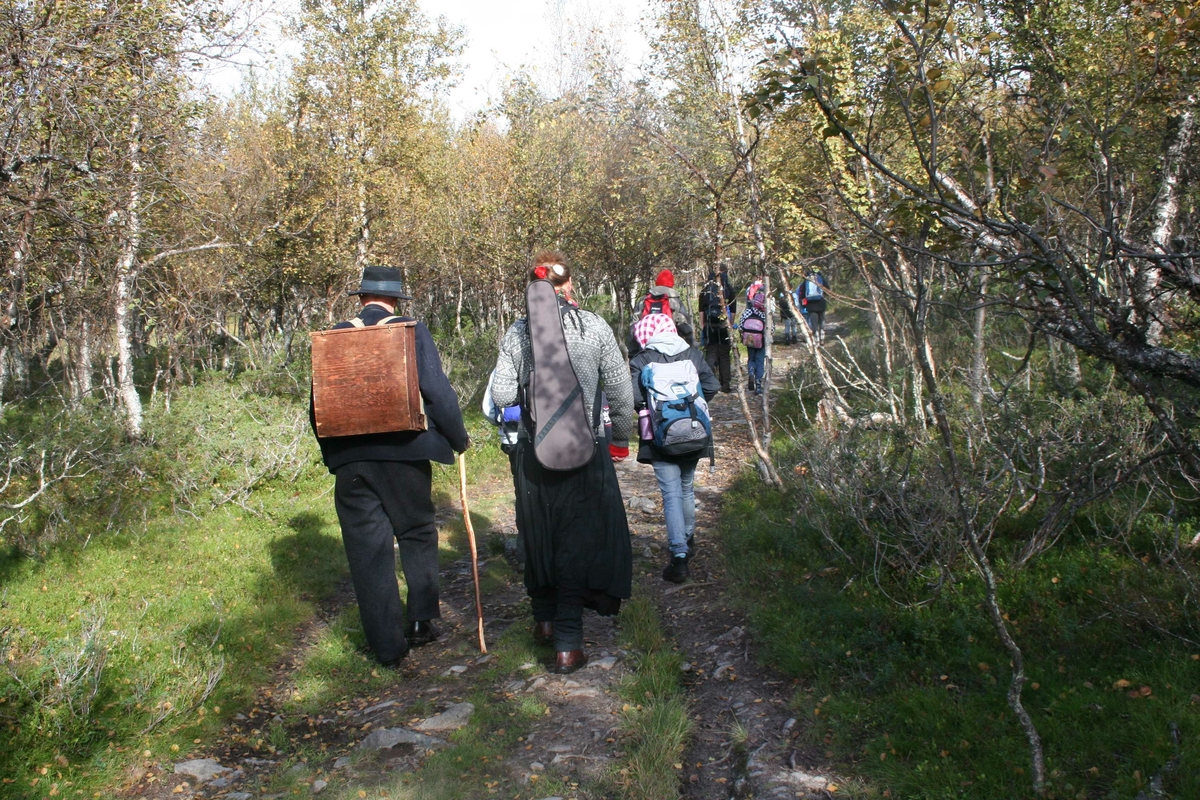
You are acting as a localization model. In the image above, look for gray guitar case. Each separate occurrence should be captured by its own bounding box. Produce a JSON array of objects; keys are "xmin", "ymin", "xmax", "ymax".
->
[{"xmin": 524, "ymin": 280, "xmax": 597, "ymax": 471}]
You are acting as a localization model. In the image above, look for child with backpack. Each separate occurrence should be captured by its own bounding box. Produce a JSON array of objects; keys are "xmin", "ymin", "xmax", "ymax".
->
[
  {"xmin": 629, "ymin": 313, "xmax": 720, "ymax": 583},
  {"xmin": 738, "ymin": 279, "xmax": 769, "ymax": 394}
]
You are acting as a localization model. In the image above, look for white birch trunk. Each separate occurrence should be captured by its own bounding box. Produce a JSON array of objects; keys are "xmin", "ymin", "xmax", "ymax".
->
[
  {"xmin": 970, "ymin": 270, "xmax": 989, "ymax": 408},
  {"xmin": 115, "ymin": 114, "xmax": 145, "ymax": 438},
  {"xmin": 355, "ymin": 183, "xmax": 370, "ymax": 271},
  {"xmin": 1141, "ymin": 95, "xmax": 1195, "ymax": 346}
]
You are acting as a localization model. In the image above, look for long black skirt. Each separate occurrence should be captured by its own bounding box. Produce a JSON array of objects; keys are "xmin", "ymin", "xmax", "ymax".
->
[{"xmin": 512, "ymin": 438, "xmax": 632, "ymax": 615}]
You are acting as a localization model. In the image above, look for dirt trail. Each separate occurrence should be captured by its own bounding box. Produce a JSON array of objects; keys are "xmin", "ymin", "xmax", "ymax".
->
[{"xmin": 122, "ymin": 344, "xmax": 837, "ymax": 800}]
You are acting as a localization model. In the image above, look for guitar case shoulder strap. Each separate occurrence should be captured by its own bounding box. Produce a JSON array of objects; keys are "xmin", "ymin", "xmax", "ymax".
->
[{"xmin": 524, "ymin": 280, "xmax": 597, "ymax": 471}]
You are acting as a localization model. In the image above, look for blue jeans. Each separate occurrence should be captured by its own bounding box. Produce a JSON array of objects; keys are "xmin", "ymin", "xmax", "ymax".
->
[
  {"xmin": 652, "ymin": 460, "xmax": 697, "ymax": 557},
  {"xmin": 746, "ymin": 346, "xmax": 765, "ymax": 387},
  {"xmin": 783, "ymin": 318, "xmax": 798, "ymax": 340}
]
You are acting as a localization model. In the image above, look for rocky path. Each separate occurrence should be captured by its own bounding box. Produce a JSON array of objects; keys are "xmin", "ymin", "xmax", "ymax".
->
[{"xmin": 122, "ymin": 344, "xmax": 838, "ymax": 800}]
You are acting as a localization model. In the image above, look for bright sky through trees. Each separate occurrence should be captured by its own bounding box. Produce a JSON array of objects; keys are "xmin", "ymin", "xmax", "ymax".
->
[{"xmin": 203, "ymin": 0, "xmax": 650, "ymax": 122}]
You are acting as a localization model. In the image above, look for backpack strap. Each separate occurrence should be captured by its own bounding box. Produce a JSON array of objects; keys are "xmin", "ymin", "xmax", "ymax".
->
[{"xmin": 348, "ymin": 317, "xmax": 366, "ymax": 328}]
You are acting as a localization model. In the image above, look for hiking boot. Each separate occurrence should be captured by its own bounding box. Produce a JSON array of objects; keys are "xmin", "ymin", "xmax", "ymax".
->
[
  {"xmin": 662, "ymin": 555, "xmax": 690, "ymax": 584},
  {"xmin": 685, "ymin": 534, "xmax": 695, "ymax": 559},
  {"xmin": 404, "ymin": 620, "xmax": 440, "ymax": 647}
]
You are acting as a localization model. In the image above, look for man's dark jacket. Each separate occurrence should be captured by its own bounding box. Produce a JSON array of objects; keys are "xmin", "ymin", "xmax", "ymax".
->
[{"xmin": 310, "ymin": 304, "xmax": 470, "ymax": 471}]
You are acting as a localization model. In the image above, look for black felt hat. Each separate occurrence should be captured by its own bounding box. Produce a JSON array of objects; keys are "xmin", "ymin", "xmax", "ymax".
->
[{"xmin": 349, "ymin": 265, "xmax": 412, "ymax": 299}]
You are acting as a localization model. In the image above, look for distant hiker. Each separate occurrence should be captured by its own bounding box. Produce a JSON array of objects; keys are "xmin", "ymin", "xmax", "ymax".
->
[
  {"xmin": 698, "ymin": 270, "xmax": 733, "ymax": 392},
  {"xmin": 739, "ymin": 278, "xmax": 769, "ymax": 394},
  {"xmin": 799, "ymin": 268, "xmax": 829, "ymax": 344},
  {"xmin": 628, "ymin": 268, "xmax": 695, "ymax": 354},
  {"xmin": 489, "ymin": 251, "xmax": 635, "ymax": 675},
  {"xmin": 309, "ymin": 265, "xmax": 470, "ymax": 667},
  {"xmin": 779, "ymin": 286, "xmax": 799, "ymax": 345},
  {"xmin": 629, "ymin": 313, "xmax": 719, "ymax": 584}
]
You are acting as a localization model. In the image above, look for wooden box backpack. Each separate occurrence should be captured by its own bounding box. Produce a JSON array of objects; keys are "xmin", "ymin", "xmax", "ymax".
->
[{"xmin": 310, "ymin": 319, "xmax": 425, "ymax": 438}]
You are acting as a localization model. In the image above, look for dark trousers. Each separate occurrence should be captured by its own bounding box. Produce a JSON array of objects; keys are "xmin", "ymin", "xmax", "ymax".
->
[
  {"xmin": 705, "ymin": 340, "xmax": 732, "ymax": 391},
  {"xmin": 529, "ymin": 588, "xmax": 584, "ymax": 650},
  {"xmin": 334, "ymin": 460, "xmax": 441, "ymax": 663}
]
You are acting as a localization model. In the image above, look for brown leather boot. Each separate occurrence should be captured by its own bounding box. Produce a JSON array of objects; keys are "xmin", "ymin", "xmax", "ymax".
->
[
  {"xmin": 551, "ymin": 649, "xmax": 588, "ymax": 674},
  {"xmin": 532, "ymin": 621, "xmax": 554, "ymax": 645}
]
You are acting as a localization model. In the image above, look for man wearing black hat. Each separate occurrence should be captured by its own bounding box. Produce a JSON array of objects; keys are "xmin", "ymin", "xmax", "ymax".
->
[{"xmin": 310, "ymin": 266, "xmax": 471, "ymax": 667}]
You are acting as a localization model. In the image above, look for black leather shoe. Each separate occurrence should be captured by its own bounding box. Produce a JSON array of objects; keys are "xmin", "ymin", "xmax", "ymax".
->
[
  {"xmin": 379, "ymin": 645, "xmax": 410, "ymax": 669},
  {"xmin": 404, "ymin": 620, "xmax": 440, "ymax": 647},
  {"xmin": 532, "ymin": 621, "xmax": 554, "ymax": 646},
  {"xmin": 551, "ymin": 650, "xmax": 588, "ymax": 674},
  {"xmin": 662, "ymin": 555, "xmax": 690, "ymax": 584}
]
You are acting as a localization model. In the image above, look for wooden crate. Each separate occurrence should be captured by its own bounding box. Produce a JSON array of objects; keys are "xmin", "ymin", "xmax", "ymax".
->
[{"xmin": 311, "ymin": 322, "xmax": 425, "ymax": 438}]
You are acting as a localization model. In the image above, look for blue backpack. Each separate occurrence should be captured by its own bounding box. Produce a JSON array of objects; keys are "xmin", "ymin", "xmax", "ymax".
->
[{"xmin": 639, "ymin": 360, "xmax": 712, "ymax": 456}]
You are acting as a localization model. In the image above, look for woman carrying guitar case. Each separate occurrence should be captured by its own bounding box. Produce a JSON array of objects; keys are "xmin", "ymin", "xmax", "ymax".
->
[{"xmin": 489, "ymin": 252, "xmax": 635, "ymax": 674}]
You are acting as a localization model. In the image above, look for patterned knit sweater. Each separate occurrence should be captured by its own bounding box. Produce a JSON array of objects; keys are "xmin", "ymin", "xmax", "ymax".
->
[{"xmin": 491, "ymin": 307, "xmax": 635, "ymax": 446}]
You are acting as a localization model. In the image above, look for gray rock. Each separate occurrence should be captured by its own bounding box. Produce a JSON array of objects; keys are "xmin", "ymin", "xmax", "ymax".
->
[
  {"xmin": 527, "ymin": 677, "xmax": 547, "ymax": 691},
  {"xmin": 413, "ymin": 702, "xmax": 474, "ymax": 732},
  {"xmin": 680, "ymin": 662, "xmax": 693, "ymax": 672},
  {"xmin": 312, "ymin": 779, "xmax": 328, "ymax": 794},
  {"xmin": 286, "ymin": 764, "xmax": 306, "ymax": 777},
  {"xmin": 332, "ymin": 757, "xmax": 351, "ymax": 769},
  {"xmin": 504, "ymin": 680, "xmax": 527, "ymax": 693},
  {"xmin": 173, "ymin": 759, "xmax": 229, "ymax": 783},
  {"xmin": 566, "ymin": 688, "xmax": 600, "ymax": 699},
  {"xmin": 530, "ymin": 761, "xmax": 545, "ymax": 772},
  {"xmin": 642, "ymin": 546, "xmax": 654, "ymax": 558},
  {"xmin": 233, "ymin": 713, "xmax": 248, "ymax": 721},
  {"xmin": 271, "ymin": 714, "xmax": 284, "ymax": 724},
  {"xmin": 442, "ymin": 665, "xmax": 469, "ymax": 676},
  {"xmin": 362, "ymin": 700, "xmax": 396, "ymax": 715},
  {"xmin": 227, "ymin": 794, "xmax": 253, "ymax": 800},
  {"xmin": 358, "ymin": 727, "xmax": 446, "ymax": 752},
  {"xmin": 547, "ymin": 744, "xmax": 573, "ymax": 753},
  {"xmin": 587, "ymin": 656, "xmax": 618, "ymax": 671},
  {"xmin": 782, "ymin": 717, "xmax": 797, "ymax": 733},
  {"xmin": 779, "ymin": 771, "xmax": 832, "ymax": 790},
  {"xmin": 519, "ymin": 662, "xmax": 537, "ymax": 671},
  {"xmin": 242, "ymin": 757, "xmax": 277, "ymax": 766}
]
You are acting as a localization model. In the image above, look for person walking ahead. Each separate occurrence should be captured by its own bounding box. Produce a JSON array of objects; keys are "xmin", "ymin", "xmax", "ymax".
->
[
  {"xmin": 698, "ymin": 271, "xmax": 733, "ymax": 392},
  {"xmin": 310, "ymin": 265, "xmax": 470, "ymax": 667},
  {"xmin": 799, "ymin": 268, "xmax": 829, "ymax": 344},
  {"xmin": 629, "ymin": 314, "xmax": 719, "ymax": 583},
  {"xmin": 489, "ymin": 252, "xmax": 635, "ymax": 674},
  {"xmin": 738, "ymin": 279, "xmax": 769, "ymax": 394}
]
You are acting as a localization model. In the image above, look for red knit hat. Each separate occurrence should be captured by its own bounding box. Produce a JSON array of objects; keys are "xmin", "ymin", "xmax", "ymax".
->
[{"xmin": 654, "ymin": 269, "xmax": 675, "ymax": 288}]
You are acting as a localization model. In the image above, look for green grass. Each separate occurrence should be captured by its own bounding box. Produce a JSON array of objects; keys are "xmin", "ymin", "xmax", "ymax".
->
[
  {"xmin": 716, "ymin": 480, "xmax": 1200, "ymax": 800},
  {"xmin": 608, "ymin": 595, "xmax": 692, "ymax": 800},
  {"xmin": 0, "ymin": 367, "xmax": 513, "ymax": 800}
]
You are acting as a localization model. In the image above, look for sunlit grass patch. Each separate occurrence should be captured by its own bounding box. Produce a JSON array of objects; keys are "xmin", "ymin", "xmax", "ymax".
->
[{"xmin": 717, "ymin": 471, "xmax": 1200, "ymax": 800}]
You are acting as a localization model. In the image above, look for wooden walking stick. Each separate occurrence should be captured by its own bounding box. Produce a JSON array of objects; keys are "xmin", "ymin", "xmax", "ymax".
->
[{"xmin": 458, "ymin": 453, "xmax": 488, "ymax": 653}]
